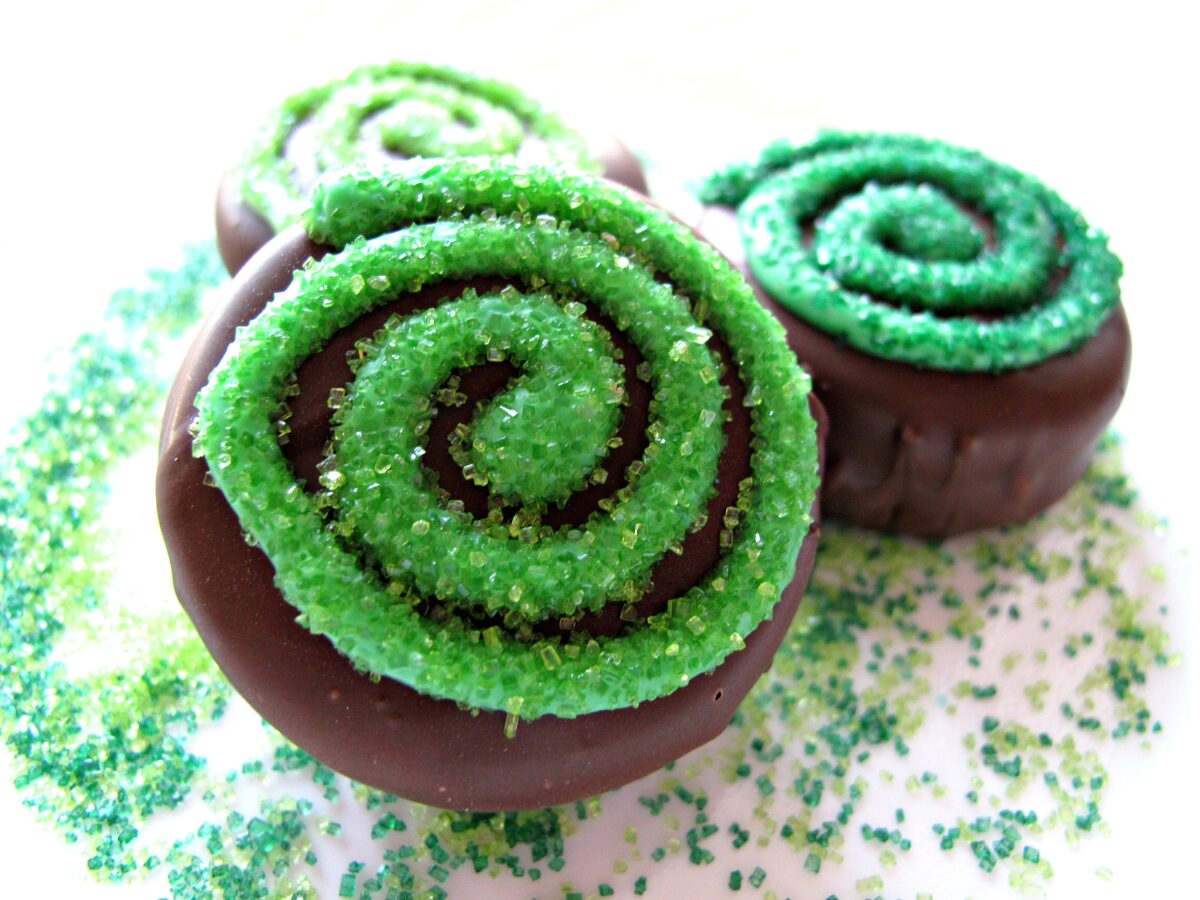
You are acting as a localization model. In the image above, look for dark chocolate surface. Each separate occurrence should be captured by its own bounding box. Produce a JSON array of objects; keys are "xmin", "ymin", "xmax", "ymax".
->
[
  {"xmin": 697, "ymin": 204, "xmax": 1131, "ymax": 538},
  {"xmin": 215, "ymin": 136, "xmax": 649, "ymax": 275},
  {"xmin": 590, "ymin": 133, "xmax": 649, "ymax": 196},
  {"xmin": 158, "ymin": 225, "xmax": 824, "ymax": 811},
  {"xmin": 215, "ymin": 172, "xmax": 275, "ymax": 279}
]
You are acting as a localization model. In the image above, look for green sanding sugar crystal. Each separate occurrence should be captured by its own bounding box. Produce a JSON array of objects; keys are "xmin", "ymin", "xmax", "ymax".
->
[
  {"xmin": 195, "ymin": 160, "xmax": 820, "ymax": 720},
  {"xmin": 699, "ymin": 132, "xmax": 1123, "ymax": 372},
  {"xmin": 0, "ymin": 246, "xmax": 230, "ymax": 882},
  {"xmin": 234, "ymin": 61, "xmax": 600, "ymax": 231}
]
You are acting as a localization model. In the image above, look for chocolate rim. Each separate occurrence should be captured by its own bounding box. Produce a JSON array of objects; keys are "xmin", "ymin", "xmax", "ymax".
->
[{"xmin": 159, "ymin": 225, "xmax": 825, "ymax": 810}]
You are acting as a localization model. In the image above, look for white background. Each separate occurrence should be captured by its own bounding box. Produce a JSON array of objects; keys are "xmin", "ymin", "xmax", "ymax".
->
[{"xmin": 1, "ymin": 1, "xmax": 1197, "ymax": 897}]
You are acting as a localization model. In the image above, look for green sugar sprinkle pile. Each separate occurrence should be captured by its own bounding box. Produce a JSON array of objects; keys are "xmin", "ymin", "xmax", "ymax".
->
[
  {"xmin": 699, "ymin": 132, "xmax": 1123, "ymax": 372},
  {"xmin": 0, "ymin": 242, "xmax": 1180, "ymax": 898},
  {"xmin": 235, "ymin": 61, "xmax": 600, "ymax": 232},
  {"xmin": 196, "ymin": 162, "xmax": 819, "ymax": 720}
]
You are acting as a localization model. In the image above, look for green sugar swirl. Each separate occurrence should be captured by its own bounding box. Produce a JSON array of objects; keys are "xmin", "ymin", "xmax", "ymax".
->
[
  {"xmin": 195, "ymin": 161, "xmax": 820, "ymax": 721},
  {"xmin": 236, "ymin": 61, "xmax": 600, "ymax": 232},
  {"xmin": 699, "ymin": 132, "xmax": 1123, "ymax": 372}
]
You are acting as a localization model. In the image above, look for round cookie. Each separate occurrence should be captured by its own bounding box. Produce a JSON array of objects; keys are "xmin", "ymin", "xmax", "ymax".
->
[
  {"xmin": 698, "ymin": 133, "xmax": 1130, "ymax": 538},
  {"xmin": 216, "ymin": 61, "xmax": 648, "ymax": 274},
  {"xmin": 160, "ymin": 163, "xmax": 824, "ymax": 810}
]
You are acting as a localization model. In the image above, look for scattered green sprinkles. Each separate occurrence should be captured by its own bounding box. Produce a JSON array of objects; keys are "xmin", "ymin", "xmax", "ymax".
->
[
  {"xmin": 699, "ymin": 132, "xmax": 1123, "ymax": 371},
  {"xmin": 0, "ymin": 223, "xmax": 1179, "ymax": 897},
  {"xmin": 233, "ymin": 61, "xmax": 599, "ymax": 231},
  {"xmin": 0, "ymin": 246, "xmax": 229, "ymax": 882}
]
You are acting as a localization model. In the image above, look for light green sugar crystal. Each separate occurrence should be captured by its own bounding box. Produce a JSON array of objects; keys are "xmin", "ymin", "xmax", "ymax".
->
[
  {"xmin": 334, "ymin": 261, "xmax": 723, "ymax": 618},
  {"xmin": 699, "ymin": 132, "xmax": 1123, "ymax": 372},
  {"xmin": 196, "ymin": 161, "xmax": 820, "ymax": 720},
  {"xmin": 448, "ymin": 293, "xmax": 623, "ymax": 507},
  {"xmin": 237, "ymin": 61, "xmax": 599, "ymax": 231}
]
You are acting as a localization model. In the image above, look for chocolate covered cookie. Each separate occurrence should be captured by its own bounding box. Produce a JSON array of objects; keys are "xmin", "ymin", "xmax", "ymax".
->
[
  {"xmin": 698, "ymin": 133, "xmax": 1130, "ymax": 537},
  {"xmin": 160, "ymin": 162, "xmax": 823, "ymax": 810},
  {"xmin": 216, "ymin": 61, "xmax": 648, "ymax": 274}
]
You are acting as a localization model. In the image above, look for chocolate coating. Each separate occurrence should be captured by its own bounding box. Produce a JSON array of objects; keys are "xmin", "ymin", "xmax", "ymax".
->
[
  {"xmin": 589, "ymin": 133, "xmax": 649, "ymax": 196},
  {"xmin": 215, "ymin": 172, "xmax": 275, "ymax": 278},
  {"xmin": 158, "ymin": 225, "xmax": 824, "ymax": 811},
  {"xmin": 215, "ymin": 136, "xmax": 648, "ymax": 275},
  {"xmin": 697, "ymin": 205, "xmax": 1131, "ymax": 538}
]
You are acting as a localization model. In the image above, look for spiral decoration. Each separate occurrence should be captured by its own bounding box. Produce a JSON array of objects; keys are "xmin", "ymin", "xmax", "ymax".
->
[
  {"xmin": 699, "ymin": 132, "xmax": 1123, "ymax": 372},
  {"xmin": 235, "ymin": 61, "xmax": 600, "ymax": 232},
  {"xmin": 195, "ymin": 161, "xmax": 820, "ymax": 721}
]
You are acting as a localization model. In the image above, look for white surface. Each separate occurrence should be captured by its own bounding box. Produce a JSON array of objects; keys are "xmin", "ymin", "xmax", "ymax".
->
[{"xmin": 1, "ymin": 1, "xmax": 1197, "ymax": 897}]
